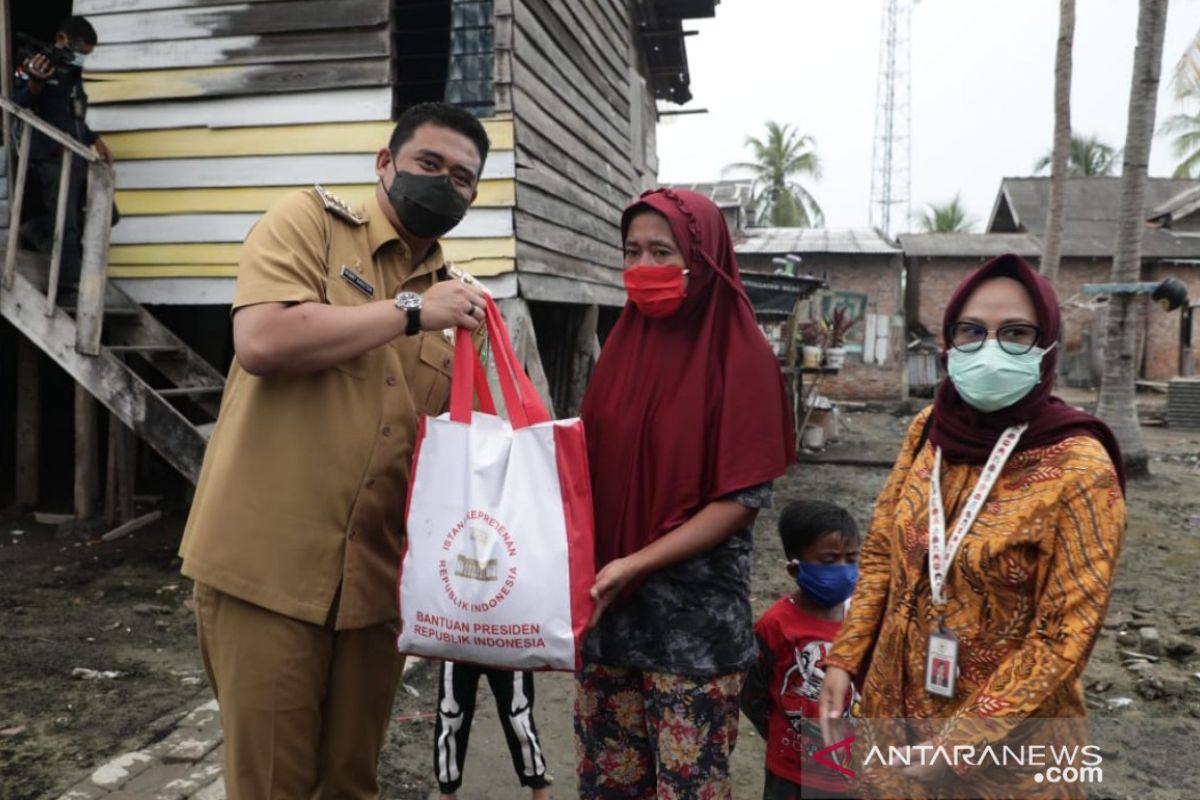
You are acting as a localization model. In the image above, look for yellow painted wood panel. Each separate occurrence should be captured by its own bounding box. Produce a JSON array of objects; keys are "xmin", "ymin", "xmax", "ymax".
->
[
  {"xmin": 103, "ymin": 118, "xmax": 515, "ymax": 160},
  {"xmin": 108, "ymin": 258, "xmax": 516, "ymax": 279},
  {"xmin": 115, "ymin": 181, "xmax": 515, "ymax": 214},
  {"xmin": 108, "ymin": 238, "xmax": 517, "ymax": 265}
]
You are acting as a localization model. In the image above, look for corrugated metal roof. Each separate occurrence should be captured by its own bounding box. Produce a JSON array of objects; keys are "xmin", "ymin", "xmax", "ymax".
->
[
  {"xmin": 669, "ymin": 180, "xmax": 754, "ymax": 208},
  {"xmin": 898, "ymin": 232, "xmax": 1042, "ymax": 258},
  {"xmin": 991, "ymin": 177, "xmax": 1200, "ymax": 233},
  {"xmin": 986, "ymin": 177, "xmax": 1200, "ymax": 258},
  {"xmin": 1149, "ymin": 184, "xmax": 1200, "ymax": 222},
  {"xmin": 734, "ymin": 227, "xmax": 900, "ymax": 255}
]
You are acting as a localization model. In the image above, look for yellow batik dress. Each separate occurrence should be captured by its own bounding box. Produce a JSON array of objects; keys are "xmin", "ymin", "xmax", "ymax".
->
[{"xmin": 825, "ymin": 407, "xmax": 1126, "ymax": 800}]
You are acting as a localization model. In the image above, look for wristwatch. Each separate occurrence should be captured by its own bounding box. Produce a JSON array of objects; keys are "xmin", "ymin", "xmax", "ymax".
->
[{"xmin": 395, "ymin": 291, "xmax": 422, "ymax": 336}]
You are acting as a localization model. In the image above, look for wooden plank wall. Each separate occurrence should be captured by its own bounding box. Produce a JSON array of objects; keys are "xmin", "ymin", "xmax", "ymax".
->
[
  {"xmin": 509, "ymin": 0, "xmax": 654, "ymax": 304},
  {"xmin": 75, "ymin": 0, "xmax": 515, "ymax": 285}
]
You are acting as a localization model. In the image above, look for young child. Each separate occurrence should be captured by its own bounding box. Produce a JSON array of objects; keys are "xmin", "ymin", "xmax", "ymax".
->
[
  {"xmin": 433, "ymin": 661, "xmax": 552, "ymax": 800},
  {"xmin": 741, "ymin": 500, "xmax": 862, "ymax": 800}
]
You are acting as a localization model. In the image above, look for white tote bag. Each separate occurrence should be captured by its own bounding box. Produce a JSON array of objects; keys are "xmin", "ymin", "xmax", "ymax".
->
[{"xmin": 397, "ymin": 297, "xmax": 595, "ymax": 670}]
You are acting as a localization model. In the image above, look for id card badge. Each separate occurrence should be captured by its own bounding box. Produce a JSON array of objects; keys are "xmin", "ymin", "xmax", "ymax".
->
[{"xmin": 925, "ymin": 628, "xmax": 958, "ymax": 698}]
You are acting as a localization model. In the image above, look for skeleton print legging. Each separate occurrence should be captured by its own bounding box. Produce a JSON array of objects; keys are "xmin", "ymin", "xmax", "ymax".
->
[{"xmin": 433, "ymin": 661, "xmax": 549, "ymax": 793}]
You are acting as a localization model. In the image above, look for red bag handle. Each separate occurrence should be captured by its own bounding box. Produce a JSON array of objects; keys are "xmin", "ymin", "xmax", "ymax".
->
[
  {"xmin": 450, "ymin": 327, "xmax": 496, "ymax": 421},
  {"xmin": 448, "ymin": 296, "xmax": 551, "ymax": 429}
]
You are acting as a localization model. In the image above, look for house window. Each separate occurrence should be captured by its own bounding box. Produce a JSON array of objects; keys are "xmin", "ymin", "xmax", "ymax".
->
[{"xmin": 392, "ymin": 0, "xmax": 494, "ymax": 117}]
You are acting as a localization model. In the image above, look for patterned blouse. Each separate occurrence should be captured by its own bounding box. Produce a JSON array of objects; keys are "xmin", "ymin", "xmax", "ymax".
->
[
  {"xmin": 825, "ymin": 407, "xmax": 1126, "ymax": 800},
  {"xmin": 582, "ymin": 483, "xmax": 774, "ymax": 678}
]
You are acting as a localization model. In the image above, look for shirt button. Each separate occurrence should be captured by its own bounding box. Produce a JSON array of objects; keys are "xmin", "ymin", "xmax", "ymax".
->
[
  {"xmin": 386, "ymin": 375, "xmax": 397, "ymax": 387},
  {"xmin": 382, "ymin": 426, "xmax": 392, "ymax": 437},
  {"xmin": 348, "ymin": 529, "xmax": 357, "ymax": 540},
  {"xmin": 365, "ymin": 478, "xmax": 376, "ymax": 488}
]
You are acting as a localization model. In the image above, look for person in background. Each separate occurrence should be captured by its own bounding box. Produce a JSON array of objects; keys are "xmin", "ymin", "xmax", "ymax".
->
[
  {"xmin": 433, "ymin": 661, "xmax": 551, "ymax": 799},
  {"xmin": 575, "ymin": 188, "xmax": 795, "ymax": 799},
  {"xmin": 741, "ymin": 500, "xmax": 862, "ymax": 800},
  {"xmin": 819, "ymin": 253, "xmax": 1127, "ymax": 799},
  {"xmin": 13, "ymin": 16, "xmax": 114, "ymax": 300}
]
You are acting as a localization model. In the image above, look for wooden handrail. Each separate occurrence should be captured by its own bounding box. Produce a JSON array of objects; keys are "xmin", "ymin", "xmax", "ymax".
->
[
  {"xmin": 0, "ymin": 96, "xmax": 101, "ymax": 162},
  {"xmin": 1, "ymin": 93, "xmax": 114, "ymax": 355}
]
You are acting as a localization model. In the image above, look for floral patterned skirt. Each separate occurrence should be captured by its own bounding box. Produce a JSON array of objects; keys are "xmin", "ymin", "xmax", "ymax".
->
[{"xmin": 575, "ymin": 661, "xmax": 744, "ymax": 800}]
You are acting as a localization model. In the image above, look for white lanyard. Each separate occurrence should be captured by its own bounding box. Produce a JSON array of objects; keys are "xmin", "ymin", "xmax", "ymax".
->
[{"xmin": 928, "ymin": 424, "xmax": 1027, "ymax": 608}]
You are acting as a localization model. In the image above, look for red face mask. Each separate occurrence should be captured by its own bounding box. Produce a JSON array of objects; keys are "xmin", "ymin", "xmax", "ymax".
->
[{"xmin": 623, "ymin": 265, "xmax": 688, "ymax": 318}]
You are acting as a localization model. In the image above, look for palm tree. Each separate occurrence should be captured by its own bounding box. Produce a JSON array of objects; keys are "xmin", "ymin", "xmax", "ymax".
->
[
  {"xmin": 1161, "ymin": 23, "xmax": 1200, "ymax": 176},
  {"xmin": 1170, "ymin": 26, "xmax": 1200, "ymax": 98},
  {"xmin": 726, "ymin": 122, "xmax": 823, "ymax": 227},
  {"xmin": 1098, "ymin": 0, "xmax": 1168, "ymax": 479},
  {"xmin": 1033, "ymin": 134, "xmax": 1119, "ymax": 177},
  {"xmin": 1158, "ymin": 111, "xmax": 1200, "ymax": 176},
  {"xmin": 915, "ymin": 195, "xmax": 975, "ymax": 233},
  {"xmin": 1041, "ymin": 0, "xmax": 1075, "ymax": 285}
]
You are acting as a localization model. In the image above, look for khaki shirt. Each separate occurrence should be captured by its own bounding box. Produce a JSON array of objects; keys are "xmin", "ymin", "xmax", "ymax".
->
[{"xmin": 180, "ymin": 188, "xmax": 476, "ymax": 630}]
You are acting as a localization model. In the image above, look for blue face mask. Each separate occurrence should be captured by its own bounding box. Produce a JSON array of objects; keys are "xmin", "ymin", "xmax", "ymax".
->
[{"xmin": 793, "ymin": 561, "xmax": 859, "ymax": 608}]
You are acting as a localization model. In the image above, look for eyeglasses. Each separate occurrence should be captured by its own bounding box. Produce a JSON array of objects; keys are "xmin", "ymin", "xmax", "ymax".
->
[{"xmin": 948, "ymin": 321, "xmax": 1042, "ymax": 355}]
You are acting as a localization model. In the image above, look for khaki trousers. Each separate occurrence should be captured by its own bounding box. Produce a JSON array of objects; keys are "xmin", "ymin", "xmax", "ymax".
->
[{"xmin": 194, "ymin": 582, "xmax": 405, "ymax": 800}]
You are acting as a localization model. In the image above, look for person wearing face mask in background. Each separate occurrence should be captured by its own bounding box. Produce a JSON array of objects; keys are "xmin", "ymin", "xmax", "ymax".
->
[
  {"xmin": 740, "ymin": 500, "xmax": 863, "ymax": 800},
  {"xmin": 179, "ymin": 103, "xmax": 490, "ymax": 800},
  {"xmin": 818, "ymin": 254, "xmax": 1127, "ymax": 800},
  {"xmin": 575, "ymin": 188, "xmax": 795, "ymax": 799},
  {"xmin": 13, "ymin": 16, "xmax": 115, "ymax": 302}
]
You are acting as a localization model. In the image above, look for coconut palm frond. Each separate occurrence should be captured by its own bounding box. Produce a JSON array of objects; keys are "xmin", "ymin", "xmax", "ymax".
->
[
  {"xmin": 915, "ymin": 194, "xmax": 975, "ymax": 233},
  {"xmin": 726, "ymin": 121, "xmax": 824, "ymax": 228},
  {"xmin": 1172, "ymin": 28, "xmax": 1200, "ymax": 99}
]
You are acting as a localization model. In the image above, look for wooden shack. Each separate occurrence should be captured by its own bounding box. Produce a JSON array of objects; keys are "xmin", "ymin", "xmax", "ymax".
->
[{"xmin": 0, "ymin": 0, "xmax": 717, "ymax": 510}]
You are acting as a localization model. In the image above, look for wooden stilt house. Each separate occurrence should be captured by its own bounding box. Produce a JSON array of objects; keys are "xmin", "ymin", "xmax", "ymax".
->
[{"xmin": 0, "ymin": 0, "xmax": 716, "ymax": 513}]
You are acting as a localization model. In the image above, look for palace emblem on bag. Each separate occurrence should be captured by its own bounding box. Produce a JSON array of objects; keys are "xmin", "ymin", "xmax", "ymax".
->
[{"xmin": 439, "ymin": 511, "xmax": 518, "ymax": 612}]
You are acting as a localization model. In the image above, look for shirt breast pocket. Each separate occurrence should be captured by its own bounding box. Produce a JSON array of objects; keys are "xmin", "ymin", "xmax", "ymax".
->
[
  {"xmin": 323, "ymin": 273, "xmax": 375, "ymax": 380},
  {"xmin": 416, "ymin": 333, "xmax": 456, "ymax": 415}
]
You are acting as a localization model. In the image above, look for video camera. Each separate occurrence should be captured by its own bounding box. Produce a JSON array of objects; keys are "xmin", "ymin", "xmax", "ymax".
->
[{"xmin": 15, "ymin": 33, "xmax": 79, "ymax": 82}]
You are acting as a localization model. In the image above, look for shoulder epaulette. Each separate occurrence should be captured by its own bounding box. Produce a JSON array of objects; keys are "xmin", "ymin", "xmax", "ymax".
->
[
  {"xmin": 446, "ymin": 262, "xmax": 491, "ymax": 296},
  {"xmin": 313, "ymin": 184, "xmax": 366, "ymax": 226}
]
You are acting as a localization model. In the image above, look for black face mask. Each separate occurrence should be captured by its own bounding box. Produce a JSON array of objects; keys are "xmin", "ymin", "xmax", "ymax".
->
[{"xmin": 384, "ymin": 167, "xmax": 468, "ymax": 239}]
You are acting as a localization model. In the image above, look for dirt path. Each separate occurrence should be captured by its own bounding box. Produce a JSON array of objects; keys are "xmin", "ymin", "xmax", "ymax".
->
[{"xmin": 3, "ymin": 402, "xmax": 1199, "ymax": 800}]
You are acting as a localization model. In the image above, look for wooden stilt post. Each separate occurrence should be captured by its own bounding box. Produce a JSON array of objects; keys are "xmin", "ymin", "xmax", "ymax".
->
[
  {"xmin": 566, "ymin": 304, "xmax": 599, "ymax": 416},
  {"xmin": 15, "ymin": 337, "xmax": 39, "ymax": 508},
  {"xmin": 104, "ymin": 414, "xmax": 135, "ymax": 527},
  {"xmin": 74, "ymin": 385, "xmax": 98, "ymax": 520}
]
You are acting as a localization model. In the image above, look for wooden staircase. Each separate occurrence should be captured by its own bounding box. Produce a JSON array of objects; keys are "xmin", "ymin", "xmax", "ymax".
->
[
  {"xmin": 2, "ymin": 97, "xmax": 223, "ymax": 498},
  {"xmin": 1, "ymin": 248, "xmax": 222, "ymax": 483}
]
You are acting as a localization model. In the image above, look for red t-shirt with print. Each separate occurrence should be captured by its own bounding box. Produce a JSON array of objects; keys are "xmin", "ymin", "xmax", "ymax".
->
[{"xmin": 753, "ymin": 597, "xmax": 857, "ymax": 793}]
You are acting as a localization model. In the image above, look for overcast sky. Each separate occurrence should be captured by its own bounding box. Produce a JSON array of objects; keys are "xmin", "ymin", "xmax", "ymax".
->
[{"xmin": 656, "ymin": 0, "xmax": 1200, "ymax": 232}]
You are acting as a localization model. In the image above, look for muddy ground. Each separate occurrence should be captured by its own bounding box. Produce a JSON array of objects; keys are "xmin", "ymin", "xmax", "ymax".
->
[{"xmin": 2, "ymin": 392, "xmax": 1199, "ymax": 800}]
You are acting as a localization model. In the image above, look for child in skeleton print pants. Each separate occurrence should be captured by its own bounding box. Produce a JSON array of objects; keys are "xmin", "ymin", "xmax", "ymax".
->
[{"xmin": 433, "ymin": 661, "xmax": 551, "ymax": 799}]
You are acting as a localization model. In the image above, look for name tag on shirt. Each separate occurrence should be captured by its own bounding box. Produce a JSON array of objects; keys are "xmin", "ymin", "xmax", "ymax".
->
[
  {"xmin": 340, "ymin": 265, "xmax": 375, "ymax": 297},
  {"xmin": 925, "ymin": 629, "xmax": 958, "ymax": 698}
]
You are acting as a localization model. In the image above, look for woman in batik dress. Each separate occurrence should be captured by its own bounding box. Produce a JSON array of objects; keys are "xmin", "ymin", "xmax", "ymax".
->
[{"xmin": 819, "ymin": 253, "xmax": 1127, "ymax": 800}]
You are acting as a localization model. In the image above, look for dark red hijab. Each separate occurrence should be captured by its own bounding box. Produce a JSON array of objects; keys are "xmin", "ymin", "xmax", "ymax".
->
[
  {"xmin": 930, "ymin": 253, "xmax": 1126, "ymax": 493},
  {"xmin": 580, "ymin": 188, "xmax": 795, "ymax": 568}
]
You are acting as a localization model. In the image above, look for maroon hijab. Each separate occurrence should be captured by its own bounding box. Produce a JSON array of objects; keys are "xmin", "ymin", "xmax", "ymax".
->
[
  {"xmin": 929, "ymin": 253, "xmax": 1126, "ymax": 493},
  {"xmin": 580, "ymin": 188, "xmax": 795, "ymax": 568}
]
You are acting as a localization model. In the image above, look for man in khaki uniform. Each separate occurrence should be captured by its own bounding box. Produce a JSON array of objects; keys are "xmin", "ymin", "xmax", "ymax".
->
[{"xmin": 179, "ymin": 103, "xmax": 490, "ymax": 799}]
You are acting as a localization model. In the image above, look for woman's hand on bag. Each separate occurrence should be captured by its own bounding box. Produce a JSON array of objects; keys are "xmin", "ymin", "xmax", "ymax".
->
[
  {"xmin": 588, "ymin": 556, "xmax": 643, "ymax": 627},
  {"xmin": 818, "ymin": 665, "xmax": 854, "ymax": 747}
]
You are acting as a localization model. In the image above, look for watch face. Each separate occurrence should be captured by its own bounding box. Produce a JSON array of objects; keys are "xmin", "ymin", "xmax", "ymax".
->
[{"xmin": 396, "ymin": 292, "xmax": 422, "ymax": 310}]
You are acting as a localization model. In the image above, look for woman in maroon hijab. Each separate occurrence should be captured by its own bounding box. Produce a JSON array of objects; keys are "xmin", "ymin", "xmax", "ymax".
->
[
  {"xmin": 575, "ymin": 188, "xmax": 794, "ymax": 799},
  {"xmin": 817, "ymin": 254, "xmax": 1126, "ymax": 799}
]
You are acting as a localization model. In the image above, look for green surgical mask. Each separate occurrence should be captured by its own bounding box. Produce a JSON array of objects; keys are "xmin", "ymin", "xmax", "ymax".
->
[{"xmin": 947, "ymin": 340, "xmax": 1056, "ymax": 413}]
